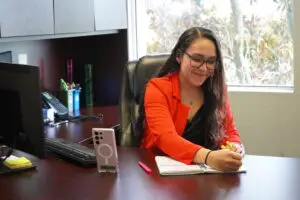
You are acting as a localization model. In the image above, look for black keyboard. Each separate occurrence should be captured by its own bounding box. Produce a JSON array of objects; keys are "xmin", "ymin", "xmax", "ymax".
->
[{"xmin": 45, "ymin": 138, "xmax": 96, "ymax": 166}]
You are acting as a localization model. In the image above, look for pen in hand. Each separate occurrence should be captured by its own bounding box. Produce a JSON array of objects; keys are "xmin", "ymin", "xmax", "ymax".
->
[
  {"xmin": 222, "ymin": 141, "xmax": 245, "ymax": 158},
  {"xmin": 221, "ymin": 141, "xmax": 234, "ymax": 151}
]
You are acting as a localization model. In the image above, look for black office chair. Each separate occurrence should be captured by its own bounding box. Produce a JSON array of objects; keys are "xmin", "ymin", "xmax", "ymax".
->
[{"xmin": 118, "ymin": 54, "xmax": 169, "ymax": 146}]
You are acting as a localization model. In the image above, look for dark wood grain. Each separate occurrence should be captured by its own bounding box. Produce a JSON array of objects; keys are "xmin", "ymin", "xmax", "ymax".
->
[
  {"xmin": 45, "ymin": 106, "xmax": 119, "ymax": 143},
  {"xmin": 50, "ymin": 30, "xmax": 128, "ymax": 106},
  {"xmin": 1, "ymin": 106, "xmax": 300, "ymax": 200},
  {"xmin": 1, "ymin": 150, "xmax": 300, "ymax": 200}
]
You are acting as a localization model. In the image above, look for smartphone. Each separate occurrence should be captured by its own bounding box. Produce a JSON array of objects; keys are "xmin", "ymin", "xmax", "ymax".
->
[{"xmin": 92, "ymin": 128, "xmax": 119, "ymax": 173}]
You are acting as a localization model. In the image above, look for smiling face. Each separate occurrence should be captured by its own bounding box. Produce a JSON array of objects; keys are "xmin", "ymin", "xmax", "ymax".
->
[{"xmin": 177, "ymin": 37, "xmax": 217, "ymax": 87}]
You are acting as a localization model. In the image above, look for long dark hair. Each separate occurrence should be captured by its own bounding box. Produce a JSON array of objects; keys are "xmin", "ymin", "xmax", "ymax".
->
[{"xmin": 135, "ymin": 27, "xmax": 226, "ymax": 149}]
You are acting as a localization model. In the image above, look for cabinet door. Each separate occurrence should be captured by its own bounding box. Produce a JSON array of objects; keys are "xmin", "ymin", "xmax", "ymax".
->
[
  {"xmin": 94, "ymin": 0, "xmax": 127, "ymax": 31},
  {"xmin": 54, "ymin": 0, "xmax": 94, "ymax": 34},
  {"xmin": 0, "ymin": 0, "xmax": 54, "ymax": 37}
]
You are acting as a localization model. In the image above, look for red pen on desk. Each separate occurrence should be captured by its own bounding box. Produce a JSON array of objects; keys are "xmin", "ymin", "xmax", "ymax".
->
[{"xmin": 138, "ymin": 161, "xmax": 152, "ymax": 174}]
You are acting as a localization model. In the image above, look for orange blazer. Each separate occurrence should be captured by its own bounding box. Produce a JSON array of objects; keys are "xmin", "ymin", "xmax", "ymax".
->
[{"xmin": 140, "ymin": 71, "xmax": 241, "ymax": 164}]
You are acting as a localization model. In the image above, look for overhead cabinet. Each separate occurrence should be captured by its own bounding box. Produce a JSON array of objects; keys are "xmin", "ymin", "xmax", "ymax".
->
[
  {"xmin": 0, "ymin": 0, "xmax": 128, "ymax": 38},
  {"xmin": 54, "ymin": 0, "xmax": 95, "ymax": 34},
  {"xmin": 0, "ymin": 0, "xmax": 54, "ymax": 37},
  {"xmin": 94, "ymin": 0, "xmax": 127, "ymax": 31}
]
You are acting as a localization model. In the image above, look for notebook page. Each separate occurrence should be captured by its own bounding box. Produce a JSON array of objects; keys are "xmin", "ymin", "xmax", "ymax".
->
[
  {"xmin": 155, "ymin": 156, "xmax": 204, "ymax": 175},
  {"xmin": 202, "ymin": 164, "xmax": 247, "ymax": 174},
  {"xmin": 155, "ymin": 156, "xmax": 246, "ymax": 175}
]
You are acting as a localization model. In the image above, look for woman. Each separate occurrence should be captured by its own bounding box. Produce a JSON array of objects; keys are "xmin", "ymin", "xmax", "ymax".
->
[{"xmin": 137, "ymin": 27, "xmax": 244, "ymax": 171}]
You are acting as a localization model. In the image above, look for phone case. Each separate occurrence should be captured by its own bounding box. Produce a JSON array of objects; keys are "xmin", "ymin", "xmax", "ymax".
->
[{"xmin": 92, "ymin": 128, "xmax": 119, "ymax": 173}]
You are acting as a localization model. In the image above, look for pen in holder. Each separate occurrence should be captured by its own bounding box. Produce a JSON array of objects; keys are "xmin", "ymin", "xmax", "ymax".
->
[{"xmin": 58, "ymin": 79, "xmax": 82, "ymax": 115}]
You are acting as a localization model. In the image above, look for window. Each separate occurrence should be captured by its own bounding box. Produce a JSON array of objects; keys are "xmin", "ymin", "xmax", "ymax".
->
[{"xmin": 132, "ymin": 0, "xmax": 293, "ymax": 87}]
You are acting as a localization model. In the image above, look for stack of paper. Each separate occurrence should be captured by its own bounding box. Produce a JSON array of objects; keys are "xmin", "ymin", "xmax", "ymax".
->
[{"xmin": 155, "ymin": 156, "xmax": 246, "ymax": 176}]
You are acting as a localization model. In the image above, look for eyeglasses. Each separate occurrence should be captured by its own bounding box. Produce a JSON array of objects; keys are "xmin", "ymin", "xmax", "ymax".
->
[{"xmin": 184, "ymin": 51, "xmax": 217, "ymax": 70}]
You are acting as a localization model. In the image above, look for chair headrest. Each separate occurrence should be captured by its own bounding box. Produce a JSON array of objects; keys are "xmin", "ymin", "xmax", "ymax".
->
[{"xmin": 133, "ymin": 54, "xmax": 169, "ymax": 102}]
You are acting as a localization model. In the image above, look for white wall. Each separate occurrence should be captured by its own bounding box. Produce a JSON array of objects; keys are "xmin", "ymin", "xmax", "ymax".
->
[{"xmin": 229, "ymin": 1, "xmax": 300, "ymax": 157}]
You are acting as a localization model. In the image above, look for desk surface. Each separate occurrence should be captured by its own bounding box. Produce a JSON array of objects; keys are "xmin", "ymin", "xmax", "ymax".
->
[
  {"xmin": 45, "ymin": 106, "xmax": 119, "ymax": 143},
  {"xmin": 1, "ymin": 150, "xmax": 300, "ymax": 200},
  {"xmin": 1, "ymin": 106, "xmax": 300, "ymax": 200}
]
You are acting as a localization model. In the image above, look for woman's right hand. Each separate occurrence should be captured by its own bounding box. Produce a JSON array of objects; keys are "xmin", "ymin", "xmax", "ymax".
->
[{"xmin": 206, "ymin": 149, "xmax": 243, "ymax": 171}]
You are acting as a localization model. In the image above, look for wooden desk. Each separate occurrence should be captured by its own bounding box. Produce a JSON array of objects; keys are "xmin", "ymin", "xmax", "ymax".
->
[
  {"xmin": 1, "ymin": 150, "xmax": 300, "ymax": 200},
  {"xmin": 45, "ymin": 106, "xmax": 119, "ymax": 143},
  {"xmin": 1, "ymin": 106, "xmax": 300, "ymax": 200}
]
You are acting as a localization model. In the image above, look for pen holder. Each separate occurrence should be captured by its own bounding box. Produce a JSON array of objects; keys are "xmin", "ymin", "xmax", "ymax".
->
[
  {"xmin": 73, "ymin": 89, "xmax": 80, "ymax": 111},
  {"xmin": 57, "ymin": 89, "xmax": 74, "ymax": 113}
]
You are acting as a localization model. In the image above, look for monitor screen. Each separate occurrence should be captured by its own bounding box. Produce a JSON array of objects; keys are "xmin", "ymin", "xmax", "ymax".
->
[
  {"xmin": 0, "ymin": 51, "xmax": 12, "ymax": 63},
  {"xmin": 0, "ymin": 62, "xmax": 45, "ymax": 158}
]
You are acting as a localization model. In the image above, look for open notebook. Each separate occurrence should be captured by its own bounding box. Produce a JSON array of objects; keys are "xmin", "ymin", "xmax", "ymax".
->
[{"xmin": 155, "ymin": 156, "xmax": 246, "ymax": 176}]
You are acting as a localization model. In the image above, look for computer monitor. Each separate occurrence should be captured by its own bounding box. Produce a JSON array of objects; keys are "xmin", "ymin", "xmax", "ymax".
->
[
  {"xmin": 0, "ymin": 51, "xmax": 12, "ymax": 63},
  {"xmin": 0, "ymin": 62, "xmax": 45, "ymax": 158}
]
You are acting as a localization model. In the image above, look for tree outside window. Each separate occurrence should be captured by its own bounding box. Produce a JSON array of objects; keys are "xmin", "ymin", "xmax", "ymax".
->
[{"xmin": 137, "ymin": 0, "xmax": 293, "ymax": 86}]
